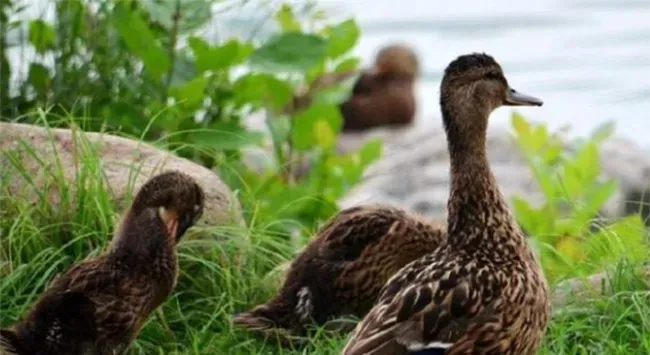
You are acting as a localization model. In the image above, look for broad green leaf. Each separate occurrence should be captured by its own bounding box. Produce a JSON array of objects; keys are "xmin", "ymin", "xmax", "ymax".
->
[
  {"xmin": 311, "ymin": 75, "xmax": 357, "ymax": 106},
  {"xmin": 274, "ymin": 3, "xmax": 301, "ymax": 32},
  {"xmin": 27, "ymin": 63, "xmax": 50, "ymax": 95},
  {"xmin": 189, "ymin": 37, "xmax": 247, "ymax": 72},
  {"xmin": 512, "ymin": 196, "xmax": 538, "ymax": 235},
  {"xmin": 335, "ymin": 57, "xmax": 361, "ymax": 72},
  {"xmin": 572, "ymin": 142, "xmax": 601, "ymax": 185},
  {"xmin": 112, "ymin": 3, "xmax": 170, "ymax": 79},
  {"xmin": 292, "ymin": 103, "xmax": 342, "ymax": 151},
  {"xmin": 541, "ymin": 142, "xmax": 563, "ymax": 165},
  {"xmin": 530, "ymin": 125, "xmax": 549, "ymax": 152},
  {"xmin": 188, "ymin": 122, "xmax": 265, "ymax": 150},
  {"xmin": 571, "ymin": 179, "xmax": 618, "ymax": 226},
  {"xmin": 142, "ymin": 0, "xmax": 212, "ymax": 32},
  {"xmin": 313, "ymin": 120, "xmax": 336, "ymax": 149},
  {"xmin": 249, "ymin": 32, "xmax": 328, "ymax": 72},
  {"xmin": 232, "ymin": 73, "xmax": 293, "ymax": 110},
  {"xmin": 511, "ymin": 112, "xmax": 530, "ymax": 140},
  {"xmin": 323, "ymin": 19, "xmax": 360, "ymax": 58},
  {"xmin": 169, "ymin": 76, "xmax": 206, "ymax": 110},
  {"xmin": 28, "ymin": 19, "xmax": 56, "ymax": 54},
  {"xmin": 560, "ymin": 162, "xmax": 583, "ymax": 201}
]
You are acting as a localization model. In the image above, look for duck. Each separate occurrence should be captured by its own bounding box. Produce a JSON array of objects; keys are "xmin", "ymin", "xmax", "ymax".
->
[
  {"xmin": 341, "ymin": 53, "xmax": 551, "ymax": 355},
  {"xmin": 232, "ymin": 204, "xmax": 446, "ymax": 343},
  {"xmin": 291, "ymin": 43, "xmax": 419, "ymax": 132},
  {"xmin": 0, "ymin": 170, "xmax": 205, "ymax": 355}
]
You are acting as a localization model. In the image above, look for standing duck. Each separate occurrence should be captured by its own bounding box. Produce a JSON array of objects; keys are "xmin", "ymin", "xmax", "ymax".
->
[
  {"xmin": 0, "ymin": 171, "xmax": 204, "ymax": 355},
  {"xmin": 342, "ymin": 53, "xmax": 550, "ymax": 355},
  {"xmin": 233, "ymin": 205, "xmax": 446, "ymax": 342}
]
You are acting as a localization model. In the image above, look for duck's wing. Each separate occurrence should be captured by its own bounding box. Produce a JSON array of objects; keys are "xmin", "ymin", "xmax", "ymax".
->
[
  {"xmin": 317, "ymin": 206, "xmax": 406, "ymax": 262},
  {"xmin": 46, "ymin": 260, "xmax": 145, "ymax": 339},
  {"xmin": 26, "ymin": 291, "xmax": 97, "ymax": 351},
  {"xmin": 342, "ymin": 257, "xmax": 500, "ymax": 355}
]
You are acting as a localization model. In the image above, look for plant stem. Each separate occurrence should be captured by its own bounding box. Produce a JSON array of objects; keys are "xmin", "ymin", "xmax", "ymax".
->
[{"xmin": 162, "ymin": 0, "xmax": 181, "ymax": 104}]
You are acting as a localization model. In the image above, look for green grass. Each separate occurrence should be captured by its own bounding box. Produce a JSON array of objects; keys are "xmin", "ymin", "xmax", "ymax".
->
[{"xmin": 1, "ymin": 125, "xmax": 649, "ymax": 355}]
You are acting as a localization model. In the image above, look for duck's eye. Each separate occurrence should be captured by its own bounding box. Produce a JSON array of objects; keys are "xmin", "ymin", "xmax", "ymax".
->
[{"xmin": 485, "ymin": 72, "xmax": 501, "ymax": 80}]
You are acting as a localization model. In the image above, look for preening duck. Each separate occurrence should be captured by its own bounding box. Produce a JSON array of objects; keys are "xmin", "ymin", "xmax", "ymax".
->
[
  {"xmin": 0, "ymin": 171, "xmax": 204, "ymax": 355},
  {"xmin": 233, "ymin": 204, "xmax": 445, "ymax": 343},
  {"xmin": 342, "ymin": 53, "xmax": 550, "ymax": 355}
]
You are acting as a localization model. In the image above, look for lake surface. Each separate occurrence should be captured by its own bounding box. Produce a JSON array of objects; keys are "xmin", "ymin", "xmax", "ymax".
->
[
  {"xmin": 319, "ymin": 0, "xmax": 650, "ymax": 147},
  {"xmin": 12, "ymin": 0, "xmax": 650, "ymax": 147}
]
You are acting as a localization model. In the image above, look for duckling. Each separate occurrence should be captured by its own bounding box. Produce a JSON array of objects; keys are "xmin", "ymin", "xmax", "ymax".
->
[
  {"xmin": 342, "ymin": 53, "xmax": 550, "ymax": 355},
  {"xmin": 233, "ymin": 204, "xmax": 446, "ymax": 342},
  {"xmin": 290, "ymin": 43, "xmax": 419, "ymax": 132},
  {"xmin": 0, "ymin": 171, "xmax": 204, "ymax": 355}
]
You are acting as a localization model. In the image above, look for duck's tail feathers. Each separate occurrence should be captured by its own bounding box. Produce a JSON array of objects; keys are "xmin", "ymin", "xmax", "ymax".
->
[
  {"xmin": 232, "ymin": 295, "xmax": 300, "ymax": 332},
  {"xmin": 232, "ymin": 308, "xmax": 278, "ymax": 332},
  {"xmin": 28, "ymin": 291, "xmax": 96, "ymax": 349},
  {"xmin": 232, "ymin": 301, "xmax": 309, "ymax": 347},
  {"xmin": 0, "ymin": 328, "xmax": 23, "ymax": 355}
]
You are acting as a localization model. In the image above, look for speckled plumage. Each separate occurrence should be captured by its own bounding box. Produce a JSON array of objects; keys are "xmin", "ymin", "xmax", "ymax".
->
[
  {"xmin": 0, "ymin": 171, "xmax": 204, "ymax": 355},
  {"xmin": 342, "ymin": 53, "xmax": 550, "ymax": 355},
  {"xmin": 232, "ymin": 205, "xmax": 446, "ymax": 342}
]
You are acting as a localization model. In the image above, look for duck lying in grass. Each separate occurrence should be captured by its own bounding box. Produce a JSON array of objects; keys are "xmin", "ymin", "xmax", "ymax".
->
[
  {"xmin": 233, "ymin": 205, "xmax": 446, "ymax": 343},
  {"xmin": 342, "ymin": 53, "xmax": 550, "ymax": 355},
  {"xmin": 291, "ymin": 43, "xmax": 419, "ymax": 132},
  {"xmin": 0, "ymin": 171, "xmax": 204, "ymax": 355}
]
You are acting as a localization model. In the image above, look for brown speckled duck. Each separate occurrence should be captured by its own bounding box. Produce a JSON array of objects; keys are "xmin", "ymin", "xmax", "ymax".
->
[
  {"xmin": 0, "ymin": 171, "xmax": 204, "ymax": 355},
  {"xmin": 233, "ymin": 204, "xmax": 446, "ymax": 342},
  {"xmin": 291, "ymin": 43, "xmax": 419, "ymax": 132},
  {"xmin": 342, "ymin": 53, "xmax": 550, "ymax": 355}
]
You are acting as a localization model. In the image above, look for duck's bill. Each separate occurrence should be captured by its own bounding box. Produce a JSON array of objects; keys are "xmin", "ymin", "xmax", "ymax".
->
[
  {"xmin": 505, "ymin": 88, "xmax": 543, "ymax": 106},
  {"xmin": 158, "ymin": 207, "xmax": 179, "ymax": 239}
]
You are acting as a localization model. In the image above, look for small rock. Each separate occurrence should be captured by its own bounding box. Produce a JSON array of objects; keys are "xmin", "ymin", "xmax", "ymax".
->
[{"xmin": 0, "ymin": 122, "xmax": 244, "ymax": 228}]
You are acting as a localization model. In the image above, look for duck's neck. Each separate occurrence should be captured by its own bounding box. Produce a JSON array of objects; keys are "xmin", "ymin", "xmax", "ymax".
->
[
  {"xmin": 443, "ymin": 108, "xmax": 525, "ymax": 252},
  {"xmin": 109, "ymin": 212, "xmax": 178, "ymax": 277}
]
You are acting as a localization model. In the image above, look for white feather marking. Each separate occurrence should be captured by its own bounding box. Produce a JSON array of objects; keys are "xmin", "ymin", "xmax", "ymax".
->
[
  {"xmin": 403, "ymin": 340, "xmax": 453, "ymax": 351},
  {"xmin": 295, "ymin": 286, "xmax": 313, "ymax": 322},
  {"xmin": 45, "ymin": 319, "xmax": 63, "ymax": 343}
]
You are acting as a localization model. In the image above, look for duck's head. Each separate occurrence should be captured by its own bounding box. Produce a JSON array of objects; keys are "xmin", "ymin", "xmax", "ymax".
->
[
  {"xmin": 129, "ymin": 171, "xmax": 205, "ymax": 243},
  {"xmin": 440, "ymin": 53, "xmax": 542, "ymax": 134},
  {"xmin": 373, "ymin": 43, "xmax": 419, "ymax": 77}
]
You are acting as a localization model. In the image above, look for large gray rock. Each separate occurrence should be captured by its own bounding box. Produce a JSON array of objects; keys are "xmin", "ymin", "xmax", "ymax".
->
[
  {"xmin": 0, "ymin": 122, "xmax": 244, "ymax": 228},
  {"xmin": 339, "ymin": 123, "xmax": 650, "ymax": 222}
]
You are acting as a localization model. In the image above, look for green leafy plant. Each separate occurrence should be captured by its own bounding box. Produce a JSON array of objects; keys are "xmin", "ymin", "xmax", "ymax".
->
[
  {"xmin": 0, "ymin": 0, "xmax": 382, "ymax": 236},
  {"xmin": 510, "ymin": 113, "xmax": 648, "ymax": 282}
]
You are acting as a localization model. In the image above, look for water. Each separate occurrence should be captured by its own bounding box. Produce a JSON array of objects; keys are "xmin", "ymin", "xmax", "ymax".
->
[
  {"xmin": 319, "ymin": 0, "xmax": 650, "ymax": 147},
  {"xmin": 10, "ymin": 0, "xmax": 650, "ymax": 147}
]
